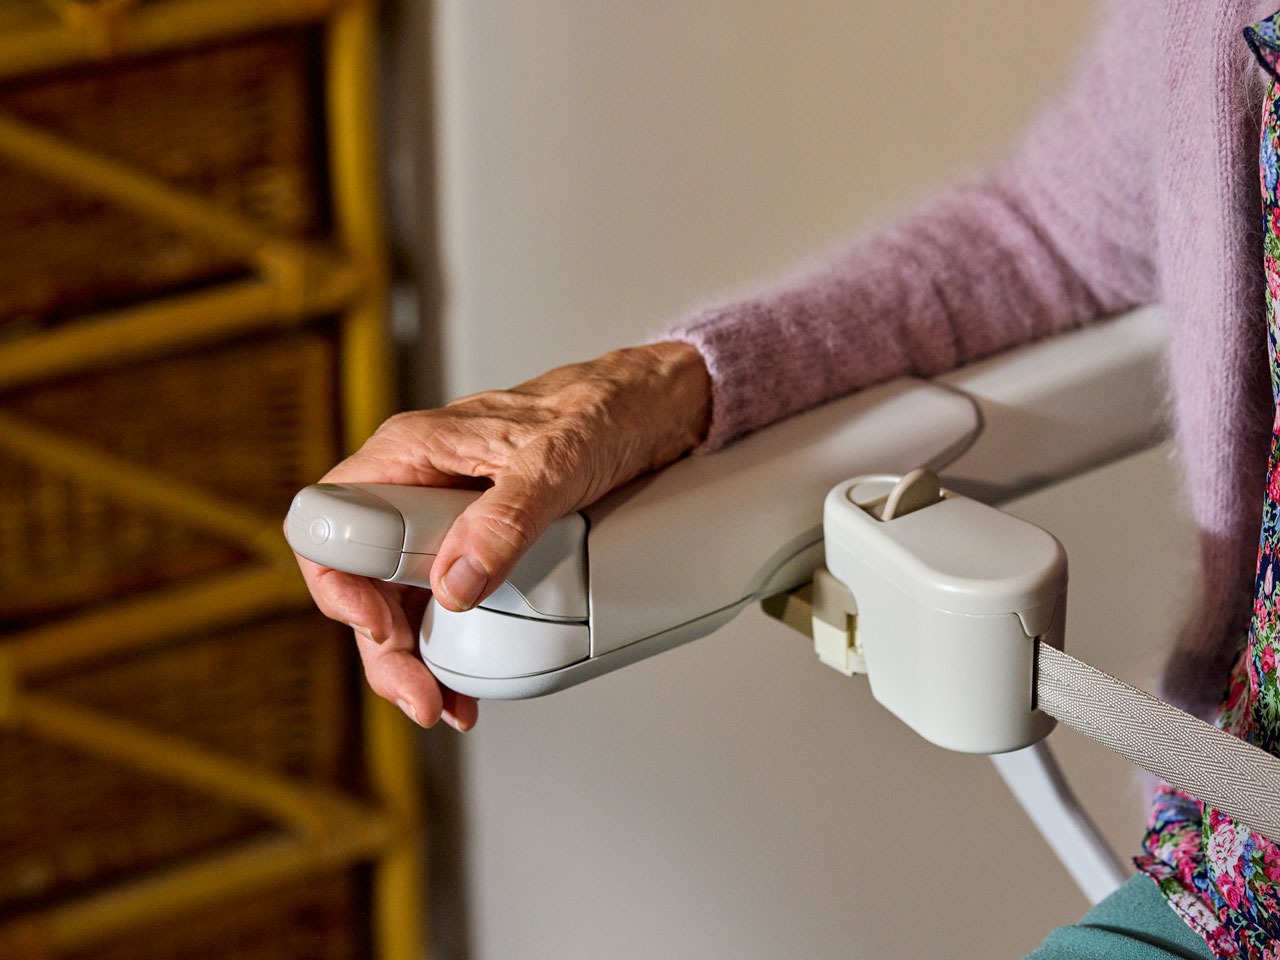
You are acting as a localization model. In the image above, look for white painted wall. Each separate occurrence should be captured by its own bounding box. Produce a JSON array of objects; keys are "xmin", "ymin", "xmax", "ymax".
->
[
  {"xmin": 431, "ymin": 1, "xmax": 1101, "ymax": 397},
  {"xmin": 422, "ymin": 3, "xmax": 1201, "ymax": 958}
]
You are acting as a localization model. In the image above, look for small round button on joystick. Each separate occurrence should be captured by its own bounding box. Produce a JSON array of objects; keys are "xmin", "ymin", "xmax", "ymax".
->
[{"xmin": 308, "ymin": 517, "xmax": 331, "ymax": 545}]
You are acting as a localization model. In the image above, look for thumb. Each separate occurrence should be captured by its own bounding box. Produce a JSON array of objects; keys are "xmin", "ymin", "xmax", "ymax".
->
[{"xmin": 429, "ymin": 477, "xmax": 566, "ymax": 612}]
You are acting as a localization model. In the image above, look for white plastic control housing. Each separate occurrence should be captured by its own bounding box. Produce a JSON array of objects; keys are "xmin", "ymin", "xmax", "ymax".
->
[
  {"xmin": 287, "ymin": 483, "xmax": 483, "ymax": 585},
  {"xmin": 823, "ymin": 472, "xmax": 1067, "ymax": 754},
  {"xmin": 286, "ymin": 482, "xmax": 591, "ymax": 619}
]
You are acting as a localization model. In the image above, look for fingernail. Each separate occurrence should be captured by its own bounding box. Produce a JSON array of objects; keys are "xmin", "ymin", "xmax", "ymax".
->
[
  {"xmin": 442, "ymin": 711, "xmax": 466, "ymax": 733},
  {"xmin": 396, "ymin": 699, "xmax": 422, "ymax": 727},
  {"xmin": 441, "ymin": 556, "xmax": 488, "ymax": 610},
  {"xmin": 350, "ymin": 624, "xmax": 380, "ymax": 644}
]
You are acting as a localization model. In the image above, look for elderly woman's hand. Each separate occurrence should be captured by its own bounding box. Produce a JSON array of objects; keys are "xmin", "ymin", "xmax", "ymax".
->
[{"xmin": 292, "ymin": 342, "xmax": 710, "ymax": 731}]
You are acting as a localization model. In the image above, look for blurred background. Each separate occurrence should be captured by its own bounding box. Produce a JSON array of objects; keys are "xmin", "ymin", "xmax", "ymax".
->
[{"xmin": 0, "ymin": 2, "xmax": 1200, "ymax": 959}]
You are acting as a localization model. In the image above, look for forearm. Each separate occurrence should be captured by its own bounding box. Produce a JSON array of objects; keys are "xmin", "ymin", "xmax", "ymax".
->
[
  {"xmin": 663, "ymin": 180, "xmax": 1112, "ymax": 449},
  {"xmin": 661, "ymin": 0, "xmax": 1158, "ymax": 451}
]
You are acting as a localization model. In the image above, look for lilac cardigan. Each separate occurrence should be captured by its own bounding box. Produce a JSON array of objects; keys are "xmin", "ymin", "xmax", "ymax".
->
[{"xmin": 661, "ymin": 0, "xmax": 1275, "ymax": 716}]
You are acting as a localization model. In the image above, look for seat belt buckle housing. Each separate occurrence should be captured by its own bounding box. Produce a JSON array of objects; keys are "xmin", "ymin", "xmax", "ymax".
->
[{"xmin": 823, "ymin": 470, "xmax": 1068, "ymax": 754}]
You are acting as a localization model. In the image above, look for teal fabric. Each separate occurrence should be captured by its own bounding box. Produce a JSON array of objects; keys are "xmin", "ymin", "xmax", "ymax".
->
[{"xmin": 1023, "ymin": 875, "xmax": 1213, "ymax": 960}]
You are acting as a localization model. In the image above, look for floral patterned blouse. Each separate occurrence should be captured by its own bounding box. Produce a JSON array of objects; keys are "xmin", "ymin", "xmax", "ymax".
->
[{"xmin": 1134, "ymin": 13, "xmax": 1280, "ymax": 957}]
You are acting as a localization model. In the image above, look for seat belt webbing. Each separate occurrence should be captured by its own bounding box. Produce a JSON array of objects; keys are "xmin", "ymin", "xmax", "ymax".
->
[{"xmin": 1035, "ymin": 642, "xmax": 1280, "ymax": 843}]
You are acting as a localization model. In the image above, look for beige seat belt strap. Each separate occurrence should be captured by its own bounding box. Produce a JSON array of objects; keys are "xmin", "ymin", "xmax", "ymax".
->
[{"xmin": 1036, "ymin": 642, "xmax": 1280, "ymax": 843}]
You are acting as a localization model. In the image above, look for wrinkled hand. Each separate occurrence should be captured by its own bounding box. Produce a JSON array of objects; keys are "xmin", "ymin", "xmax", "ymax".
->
[{"xmin": 292, "ymin": 342, "xmax": 710, "ymax": 731}]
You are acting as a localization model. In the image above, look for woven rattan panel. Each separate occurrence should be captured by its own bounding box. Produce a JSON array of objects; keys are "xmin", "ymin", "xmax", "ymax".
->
[
  {"xmin": 0, "ymin": 612, "xmax": 357, "ymax": 918},
  {"xmin": 0, "ymin": 29, "xmax": 324, "ymax": 329},
  {"xmin": 4, "ymin": 332, "xmax": 337, "ymax": 510},
  {"xmin": 0, "ymin": 455, "xmax": 251, "ymax": 626},
  {"xmin": 63, "ymin": 871, "xmax": 365, "ymax": 960},
  {"xmin": 0, "ymin": 730, "xmax": 275, "ymax": 914},
  {"xmin": 0, "ymin": 1, "xmax": 66, "ymax": 37},
  {"xmin": 0, "ymin": 330, "xmax": 338, "ymax": 626}
]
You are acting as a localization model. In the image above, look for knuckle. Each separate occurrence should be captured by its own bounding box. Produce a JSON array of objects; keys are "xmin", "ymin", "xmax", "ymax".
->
[
  {"xmin": 365, "ymin": 412, "xmax": 427, "ymax": 455},
  {"xmin": 377, "ymin": 409, "xmax": 425, "ymax": 434},
  {"xmin": 363, "ymin": 672, "xmax": 397, "ymax": 705},
  {"xmin": 307, "ymin": 569, "xmax": 376, "ymax": 628},
  {"xmin": 304, "ymin": 584, "xmax": 348, "ymax": 625},
  {"xmin": 355, "ymin": 649, "xmax": 397, "ymax": 702},
  {"xmin": 478, "ymin": 501, "xmax": 541, "ymax": 554}
]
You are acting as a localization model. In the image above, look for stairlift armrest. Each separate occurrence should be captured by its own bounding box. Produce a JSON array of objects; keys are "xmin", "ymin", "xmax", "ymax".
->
[
  {"xmin": 287, "ymin": 307, "xmax": 1166, "ymax": 700},
  {"xmin": 937, "ymin": 304, "xmax": 1167, "ymax": 504}
]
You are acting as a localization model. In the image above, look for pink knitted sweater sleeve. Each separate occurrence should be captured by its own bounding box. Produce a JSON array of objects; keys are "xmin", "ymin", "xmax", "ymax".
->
[{"xmin": 659, "ymin": 1, "xmax": 1159, "ymax": 452}]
